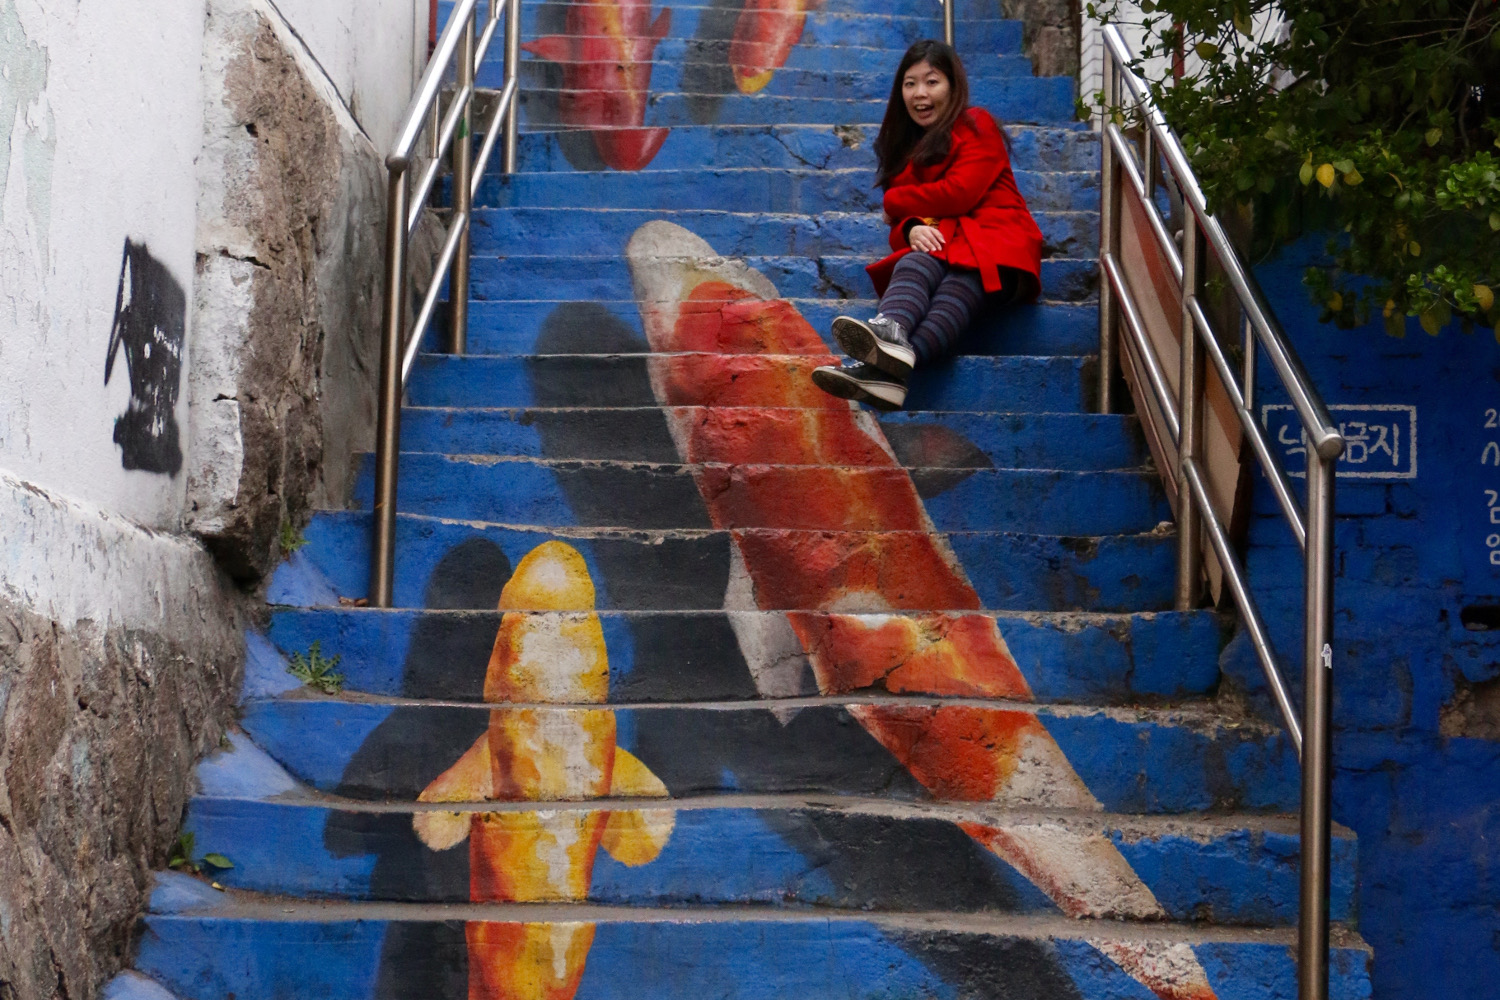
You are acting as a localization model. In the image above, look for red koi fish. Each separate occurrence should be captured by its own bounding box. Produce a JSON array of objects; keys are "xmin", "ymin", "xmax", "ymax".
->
[
  {"xmin": 626, "ymin": 220, "xmax": 1219, "ymax": 1000},
  {"xmin": 729, "ymin": 0, "xmax": 809, "ymax": 94},
  {"xmin": 522, "ymin": 0, "xmax": 672, "ymax": 171}
]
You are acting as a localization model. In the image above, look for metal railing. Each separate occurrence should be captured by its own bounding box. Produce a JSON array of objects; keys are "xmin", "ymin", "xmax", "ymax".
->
[
  {"xmin": 371, "ymin": 0, "xmax": 521, "ymax": 607},
  {"xmin": 1097, "ymin": 24, "xmax": 1343, "ymax": 1000}
]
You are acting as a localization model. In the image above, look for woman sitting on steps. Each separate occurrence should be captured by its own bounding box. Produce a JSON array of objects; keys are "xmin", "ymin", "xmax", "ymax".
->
[{"xmin": 813, "ymin": 39, "xmax": 1044, "ymax": 411}]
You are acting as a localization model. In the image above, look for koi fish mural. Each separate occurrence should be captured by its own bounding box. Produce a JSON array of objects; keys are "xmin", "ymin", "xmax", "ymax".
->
[
  {"xmin": 729, "ymin": 0, "xmax": 812, "ymax": 94},
  {"xmin": 625, "ymin": 220, "xmax": 1218, "ymax": 1000},
  {"xmin": 522, "ymin": 0, "xmax": 673, "ymax": 171},
  {"xmin": 415, "ymin": 540, "xmax": 674, "ymax": 1000}
]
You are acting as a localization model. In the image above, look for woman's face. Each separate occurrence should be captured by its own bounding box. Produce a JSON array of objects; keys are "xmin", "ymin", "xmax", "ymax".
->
[{"xmin": 902, "ymin": 60, "xmax": 951, "ymax": 128}]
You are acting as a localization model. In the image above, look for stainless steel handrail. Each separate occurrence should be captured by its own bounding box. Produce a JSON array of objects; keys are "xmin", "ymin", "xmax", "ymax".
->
[
  {"xmin": 1098, "ymin": 24, "xmax": 1344, "ymax": 1000},
  {"xmin": 371, "ymin": 0, "xmax": 522, "ymax": 607}
]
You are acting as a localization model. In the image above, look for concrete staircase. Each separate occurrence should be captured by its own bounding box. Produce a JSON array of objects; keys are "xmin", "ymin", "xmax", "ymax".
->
[{"xmin": 125, "ymin": 1, "xmax": 1372, "ymax": 997}]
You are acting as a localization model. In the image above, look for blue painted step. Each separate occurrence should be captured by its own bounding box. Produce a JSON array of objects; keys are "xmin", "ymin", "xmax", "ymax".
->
[
  {"xmin": 238, "ymin": 697, "xmax": 1299, "ymax": 811},
  {"xmin": 136, "ymin": 903, "xmax": 1374, "ymax": 1000},
  {"xmin": 513, "ymin": 0, "xmax": 1015, "ymax": 18},
  {"xmin": 515, "ymin": 77, "xmax": 1076, "ymax": 127},
  {"xmin": 348, "ymin": 454, "xmax": 1170, "ymax": 534},
  {"xmin": 503, "ymin": 124, "xmax": 1099, "ymax": 174},
  {"xmin": 468, "ymin": 253, "xmax": 1098, "ymax": 302},
  {"xmin": 490, "ymin": 7, "xmax": 1029, "ymax": 51},
  {"xmin": 472, "ymin": 207, "xmax": 1099, "ymax": 259},
  {"xmin": 456, "ymin": 298, "xmax": 1100, "ymax": 356},
  {"xmin": 269, "ymin": 511, "xmax": 1182, "ymax": 613},
  {"xmin": 394, "ymin": 408, "xmax": 1144, "ymax": 470},
  {"xmin": 404, "ymin": 354, "xmax": 1095, "ymax": 413},
  {"xmin": 477, "ymin": 167, "xmax": 1100, "ymax": 214},
  {"xmin": 181, "ymin": 795, "xmax": 1354, "ymax": 925},
  {"xmin": 265, "ymin": 606, "xmax": 1215, "ymax": 704}
]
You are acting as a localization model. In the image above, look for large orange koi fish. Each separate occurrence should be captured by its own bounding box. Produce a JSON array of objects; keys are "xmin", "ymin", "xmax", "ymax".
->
[
  {"xmin": 626, "ymin": 220, "xmax": 1219, "ymax": 1000},
  {"xmin": 729, "ymin": 0, "xmax": 810, "ymax": 94},
  {"xmin": 522, "ymin": 0, "xmax": 673, "ymax": 170},
  {"xmin": 416, "ymin": 541, "xmax": 674, "ymax": 1000}
]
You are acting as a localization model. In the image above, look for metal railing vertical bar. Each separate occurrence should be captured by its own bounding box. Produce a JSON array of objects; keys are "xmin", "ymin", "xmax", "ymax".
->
[
  {"xmin": 1099, "ymin": 24, "xmax": 1343, "ymax": 1000},
  {"xmin": 472, "ymin": 76, "xmax": 519, "ymax": 199},
  {"xmin": 1101, "ymin": 254, "xmax": 1180, "ymax": 441},
  {"xmin": 1181, "ymin": 458, "xmax": 1305, "ymax": 752},
  {"xmin": 1105, "ymin": 123, "xmax": 1183, "ymax": 280},
  {"xmin": 1188, "ymin": 299, "xmax": 1308, "ymax": 548},
  {"xmin": 370, "ymin": 0, "xmax": 518, "ymax": 607}
]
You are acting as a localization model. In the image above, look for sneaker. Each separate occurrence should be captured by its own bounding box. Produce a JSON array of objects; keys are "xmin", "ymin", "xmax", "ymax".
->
[
  {"xmin": 811, "ymin": 361, "xmax": 908, "ymax": 411},
  {"xmin": 831, "ymin": 314, "xmax": 916, "ymax": 378}
]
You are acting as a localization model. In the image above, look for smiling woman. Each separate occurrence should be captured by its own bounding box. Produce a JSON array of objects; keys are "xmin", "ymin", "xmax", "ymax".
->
[{"xmin": 812, "ymin": 40, "xmax": 1045, "ymax": 411}]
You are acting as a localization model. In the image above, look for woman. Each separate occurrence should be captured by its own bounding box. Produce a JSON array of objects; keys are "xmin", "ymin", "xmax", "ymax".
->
[{"xmin": 812, "ymin": 40, "xmax": 1044, "ymax": 410}]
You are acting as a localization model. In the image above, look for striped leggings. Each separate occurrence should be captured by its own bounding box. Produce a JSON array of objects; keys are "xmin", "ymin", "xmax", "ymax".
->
[{"xmin": 878, "ymin": 252, "xmax": 1027, "ymax": 365}]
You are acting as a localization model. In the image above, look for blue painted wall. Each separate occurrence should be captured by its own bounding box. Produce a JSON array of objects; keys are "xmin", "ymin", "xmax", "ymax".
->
[{"xmin": 1235, "ymin": 238, "xmax": 1500, "ymax": 999}]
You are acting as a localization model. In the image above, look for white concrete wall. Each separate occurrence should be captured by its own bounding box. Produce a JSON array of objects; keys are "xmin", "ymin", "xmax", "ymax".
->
[
  {"xmin": 0, "ymin": 0, "xmax": 416, "ymax": 532},
  {"xmin": 265, "ymin": 0, "xmax": 427, "ymax": 150}
]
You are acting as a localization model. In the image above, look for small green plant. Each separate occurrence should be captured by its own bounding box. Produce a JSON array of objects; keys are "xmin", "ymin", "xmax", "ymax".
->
[
  {"xmin": 287, "ymin": 641, "xmax": 344, "ymax": 694},
  {"xmin": 168, "ymin": 832, "xmax": 234, "ymax": 875},
  {"xmin": 278, "ymin": 519, "xmax": 308, "ymax": 555}
]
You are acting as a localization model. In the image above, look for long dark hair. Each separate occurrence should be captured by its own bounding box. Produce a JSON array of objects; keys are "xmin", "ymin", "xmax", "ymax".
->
[{"xmin": 873, "ymin": 40, "xmax": 970, "ymax": 189}]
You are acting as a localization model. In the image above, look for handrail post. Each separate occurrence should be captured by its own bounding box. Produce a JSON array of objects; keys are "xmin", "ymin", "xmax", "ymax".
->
[
  {"xmin": 1300, "ymin": 453, "xmax": 1337, "ymax": 1000},
  {"xmin": 503, "ymin": 0, "xmax": 522, "ymax": 172},
  {"xmin": 448, "ymin": 11, "xmax": 476, "ymax": 356},
  {"xmin": 1174, "ymin": 223, "xmax": 1204, "ymax": 610},
  {"xmin": 1097, "ymin": 49, "xmax": 1119, "ymax": 414},
  {"xmin": 942, "ymin": 0, "xmax": 954, "ymax": 47},
  {"xmin": 371, "ymin": 167, "xmax": 411, "ymax": 608}
]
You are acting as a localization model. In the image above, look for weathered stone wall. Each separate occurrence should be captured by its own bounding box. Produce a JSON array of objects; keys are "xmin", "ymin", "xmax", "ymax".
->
[
  {"xmin": 0, "ymin": 472, "xmax": 244, "ymax": 1000},
  {"xmin": 1002, "ymin": 0, "xmax": 1080, "ymax": 78},
  {"xmin": 186, "ymin": 0, "xmax": 385, "ymax": 582}
]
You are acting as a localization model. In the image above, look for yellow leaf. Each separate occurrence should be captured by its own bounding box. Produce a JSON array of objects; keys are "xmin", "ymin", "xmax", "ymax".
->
[
  {"xmin": 1477, "ymin": 285, "xmax": 1496, "ymax": 312},
  {"xmin": 1327, "ymin": 292, "xmax": 1344, "ymax": 312},
  {"xmin": 1383, "ymin": 299, "xmax": 1396, "ymax": 318},
  {"xmin": 1408, "ymin": 240, "xmax": 1422, "ymax": 257},
  {"xmin": 1343, "ymin": 168, "xmax": 1363, "ymax": 186},
  {"xmin": 1420, "ymin": 308, "xmax": 1442, "ymax": 335},
  {"xmin": 1316, "ymin": 163, "xmax": 1336, "ymax": 188},
  {"xmin": 1194, "ymin": 41, "xmax": 1219, "ymax": 59}
]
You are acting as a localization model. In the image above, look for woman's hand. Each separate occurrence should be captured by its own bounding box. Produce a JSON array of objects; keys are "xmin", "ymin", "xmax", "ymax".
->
[{"xmin": 908, "ymin": 224, "xmax": 945, "ymax": 254}]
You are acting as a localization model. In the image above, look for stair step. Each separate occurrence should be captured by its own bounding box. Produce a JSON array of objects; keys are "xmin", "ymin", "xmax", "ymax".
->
[
  {"xmin": 395, "ymin": 408, "xmax": 1144, "ymax": 469},
  {"xmin": 136, "ymin": 896, "xmax": 1373, "ymax": 1000},
  {"xmin": 404, "ymin": 353, "xmax": 1095, "ymax": 413},
  {"xmin": 237, "ymin": 697, "xmax": 1296, "ymax": 813},
  {"xmin": 271, "ymin": 511, "xmax": 1180, "ymax": 613},
  {"xmin": 476, "ymin": 167, "xmax": 1099, "ymax": 214},
  {"xmin": 514, "ymin": 78, "xmax": 1076, "ymax": 128},
  {"xmin": 511, "ymin": 0, "xmax": 1016, "ymax": 19},
  {"xmin": 181, "ymin": 792, "xmax": 1354, "ymax": 924},
  {"xmin": 468, "ymin": 254, "xmax": 1097, "ymax": 303},
  {"xmin": 350, "ymin": 454, "xmax": 1168, "ymax": 534},
  {"xmin": 457, "ymin": 298, "xmax": 1100, "ymax": 357},
  {"xmin": 474, "ymin": 206, "xmax": 1097, "ymax": 259},
  {"xmin": 504, "ymin": 124, "xmax": 1099, "ymax": 174},
  {"xmin": 265, "ymin": 605, "xmax": 1216, "ymax": 705},
  {"xmin": 495, "ymin": 9, "xmax": 1027, "ymax": 51},
  {"xmin": 505, "ymin": 58, "xmax": 1041, "ymax": 103}
]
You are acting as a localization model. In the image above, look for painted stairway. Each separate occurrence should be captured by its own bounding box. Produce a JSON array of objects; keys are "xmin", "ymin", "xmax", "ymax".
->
[{"xmin": 123, "ymin": 2, "xmax": 1373, "ymax": 998}]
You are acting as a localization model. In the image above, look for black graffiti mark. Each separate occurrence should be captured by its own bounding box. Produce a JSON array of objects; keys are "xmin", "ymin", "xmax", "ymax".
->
[{"xmin": 104, "ymin": 239, "xmax": 185, "ymax": 475}]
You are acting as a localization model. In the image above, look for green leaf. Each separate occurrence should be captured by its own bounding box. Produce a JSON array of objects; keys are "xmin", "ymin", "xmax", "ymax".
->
[
  {"xmin": 1490, "ymin": 211, "xmax": 1500, "ymax": 231},
  {"xmin": 1426, "ymin": 128, "xmax": 1443, "ymax": 147},
  {"xmin": 1332, "ymin": 159, "xmax": 1354, "ymax": 174},
  {"xmin": 1194, "ymin": 42, "xmax": 1219, "ymax": 59},
  {"xmin": 202, "ymin": 854, "xmax": 235, "ymax": 870},
  {"xmin": 1300, "ymin": 161, "xmax": 1315, "ymax": 185}
]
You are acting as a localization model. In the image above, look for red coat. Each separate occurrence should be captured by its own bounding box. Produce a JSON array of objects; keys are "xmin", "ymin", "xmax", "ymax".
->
[{"xmin": 866, "ymin": 107, "xmax": 1044, "ymax": 299}]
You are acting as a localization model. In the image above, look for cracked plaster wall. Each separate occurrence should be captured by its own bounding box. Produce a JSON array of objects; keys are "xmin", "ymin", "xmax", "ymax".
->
[
  {"xmin": 0, "ymin": 0, "xmax": 418, "ymax": 995},
  {"xmin": 186, "ymin": 0, "xmax": 402, "ymax": 581}
]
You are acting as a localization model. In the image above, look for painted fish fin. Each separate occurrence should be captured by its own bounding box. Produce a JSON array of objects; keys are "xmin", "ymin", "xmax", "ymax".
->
[
  {"xmin": 520, "ymin": 34, "xmax": 572, "ymax": 64},
  {"xmin": 413, "ymin": 731, "xmax": 492, "ymax": 850},
  {"xmin": 600, "ymin": 748, "xmax": 675, "ymax": 866},
  {"xmin": 649, "ymin": 7, "xmax": 672, "ymax": 42}
]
